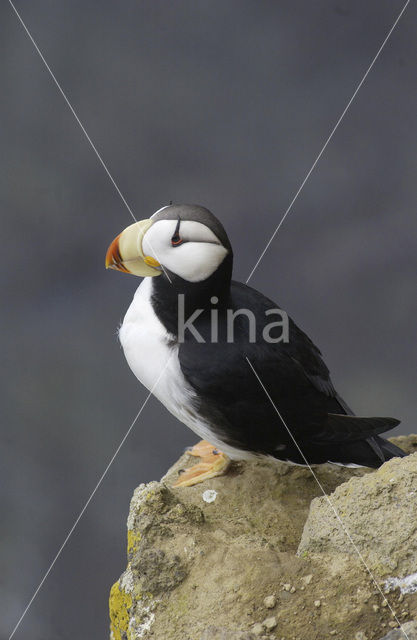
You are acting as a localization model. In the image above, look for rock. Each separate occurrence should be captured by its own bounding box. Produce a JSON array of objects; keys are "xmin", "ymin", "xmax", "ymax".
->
[
  {"xmin": 263, "ymin": 595, "xmax": 276, "ymax": 609},
  {"xmin": 262, "ymin": 616, "xmax": 277, "ymax": 630},
  {"xmin": 298, "ymin": 452, "xmax": 417, "ymax": 577},
  {"xmin": 109, "ymin": 435, "xmax": 417, "ymax": 640},
  {"xmin": 377, "ymin": 620, "xmax": 417, "ymax": 639},
  {"xmin": 251, "ymin": 623, "xmax": 264, "ymax": 636},
  {"xmin": 387, "ymin": 435, "xmax": 417, "ymax": 456},
  {"xmin": 201, "ymin": 628, "xmax": 257, "ymax": 640}
]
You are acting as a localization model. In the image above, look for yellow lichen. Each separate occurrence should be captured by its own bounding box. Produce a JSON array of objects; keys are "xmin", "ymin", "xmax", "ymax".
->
[
  {"xmin": 127, "ymin": 529, "xmax": 141, "ymax": 556},
  {"xmin": 109, "ymin": 580, "xmax": 132, "ymax": 640}
]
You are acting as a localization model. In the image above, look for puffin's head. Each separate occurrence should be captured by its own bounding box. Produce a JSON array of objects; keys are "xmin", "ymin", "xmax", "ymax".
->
[{"xmin": 105, "ymin": 204, "xmax": 232, "ymax": 283}]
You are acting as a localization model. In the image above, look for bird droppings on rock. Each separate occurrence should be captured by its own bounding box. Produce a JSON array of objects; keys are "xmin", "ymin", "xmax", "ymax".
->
[
  {"xmin": 202, "ymin": 489, "xmax": 218, "ymax": 503},
  {"xmin": 109, "ymin": 436, "xmax": 417, "ymax": 640},
  {"xmin": 264, "ymin": 595, "xmax": 276, "ymax": 609},
  {"xmin": 385, "ymin": 573, "xmax": 417, "ymax": 596}
]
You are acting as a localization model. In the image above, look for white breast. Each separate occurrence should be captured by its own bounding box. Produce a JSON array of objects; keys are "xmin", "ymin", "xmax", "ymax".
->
[
  {"xmin": 119, "ymin": 278, "xmax": 203, "ymax": 433},
  {"xmin": 118, "ymin": 277, "xmax": 257, "ymax": 460}
]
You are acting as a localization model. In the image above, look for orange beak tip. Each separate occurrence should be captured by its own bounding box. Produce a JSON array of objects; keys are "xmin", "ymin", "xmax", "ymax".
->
[{"xmin": 105, "ymin": 234, "xmax": 130, "ymax": 273}]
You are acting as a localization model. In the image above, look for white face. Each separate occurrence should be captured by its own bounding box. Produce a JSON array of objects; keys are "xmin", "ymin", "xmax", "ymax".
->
[{"xmin": 142, "ymin": 219, "xmax": 229, "ymax": 282}]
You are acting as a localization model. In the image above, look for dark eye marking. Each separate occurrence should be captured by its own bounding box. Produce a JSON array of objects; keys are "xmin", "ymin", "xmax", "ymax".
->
[{"xmin": 171, "ymin": 216, "xmax": 183, "ymax": 247}]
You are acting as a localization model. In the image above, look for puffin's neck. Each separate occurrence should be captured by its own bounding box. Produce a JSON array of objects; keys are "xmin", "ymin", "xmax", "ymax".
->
[{"xmin": 149, "ymin": 253, "xmax": 233, "ymax": 337}]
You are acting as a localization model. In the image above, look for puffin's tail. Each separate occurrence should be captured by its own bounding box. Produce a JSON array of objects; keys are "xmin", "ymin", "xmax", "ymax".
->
[
  {"xmin": 366, "ymin": 433, "xmax": 406, "ymax": 467},
  {"xmin": 327, "ymin": 434, "xmax": 406, "ymax": 468},
  {"xmin": 321, "ymin": 414, "xmax": 405, "ymax": 468}
]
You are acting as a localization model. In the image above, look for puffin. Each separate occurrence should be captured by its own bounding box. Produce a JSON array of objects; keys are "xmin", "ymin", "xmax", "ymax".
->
[{"xmin": 105, "ymin": 204, "xmax": 405, "ymax": 486}]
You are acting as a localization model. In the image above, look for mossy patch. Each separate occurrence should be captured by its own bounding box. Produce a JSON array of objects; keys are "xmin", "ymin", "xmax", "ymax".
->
[
  {"xmin": 127, "ymin": 529, "xmax": 141, "ymax": 558},
  {"xmin": 109, "ymin": 580, "xmax": 132, "ymax": 640}
]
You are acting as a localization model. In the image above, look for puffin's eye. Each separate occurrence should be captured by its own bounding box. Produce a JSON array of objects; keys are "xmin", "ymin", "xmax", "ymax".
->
[{"xmin": 171, "ymin": 217, "xmax": 183, "ymax": 247}]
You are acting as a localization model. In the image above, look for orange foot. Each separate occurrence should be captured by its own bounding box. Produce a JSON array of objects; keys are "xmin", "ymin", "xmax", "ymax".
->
[{"xmin": 174, "ymin": 440, "xmax": 231, "ymax": 487}]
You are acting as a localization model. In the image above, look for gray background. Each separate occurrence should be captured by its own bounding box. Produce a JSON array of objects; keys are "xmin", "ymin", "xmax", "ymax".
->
[{"xmin": 1, "ymin": 1, "xmax": 416, "ymax": 638}]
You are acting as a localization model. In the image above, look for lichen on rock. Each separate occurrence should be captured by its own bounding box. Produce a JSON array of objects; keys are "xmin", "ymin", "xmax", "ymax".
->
[
  {"xmin": 109, "ymin": 579, "xmax": 132, "ymax": 640},
  {"xmin": 109, "ymin": 435, "xmax": 417, "ymax": 640}
]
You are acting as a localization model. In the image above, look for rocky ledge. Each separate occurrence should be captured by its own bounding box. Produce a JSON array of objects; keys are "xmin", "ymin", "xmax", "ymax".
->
[{"xmin": 109, "ymin": 435, "xmax": 417, "ymax": 640}]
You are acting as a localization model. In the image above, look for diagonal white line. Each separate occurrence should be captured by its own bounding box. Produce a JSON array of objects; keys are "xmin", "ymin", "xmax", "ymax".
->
[
  {"xmin": 146, "ymin": 237, "xmax": 173, "ymax": 284},
  {"xmin": 246, "ymin": 356, "xmax": 410, "ymax": 639},
  {"xmin": 8, "ymin": 0, "xmax": 137, "ymax": 222},
  {"xmin": 8, "ymin": 358, "xmax": 172, "ymax": 640},
  {"xmin": 246, "ymin": 0, "xmax": 411, "ymax": 284},
  {"xmin": 7, "ymin": 3, "xmax": 174, "ymax": 637},
  {"xmin": 9, "ymin": 0, "xmax": 175, "ymax": 280}
]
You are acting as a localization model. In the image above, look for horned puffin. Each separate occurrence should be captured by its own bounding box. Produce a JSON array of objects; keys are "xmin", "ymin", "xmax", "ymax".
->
[{"xmin": 106, "ymin": 204, "xmax": 405, "ymax": 485}]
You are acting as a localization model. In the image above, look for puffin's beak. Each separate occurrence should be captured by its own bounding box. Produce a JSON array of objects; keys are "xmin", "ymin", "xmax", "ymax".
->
[
  {"xmin": 105, "ymin": 219, "xmax": 162, "ymax": 277},
  {"xmin": 105, "ymin": 233, "xmax": 130, "ymax": 273}
]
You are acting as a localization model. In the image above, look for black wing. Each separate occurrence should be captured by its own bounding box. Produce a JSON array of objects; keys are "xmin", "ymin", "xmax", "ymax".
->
[
  {"xmin": 178, "ymin": 280, "xmax": 402, "ymax": 465},
  {"xmin": 178, "ymin": 281, "xmax": 336, "ymax": 452}
]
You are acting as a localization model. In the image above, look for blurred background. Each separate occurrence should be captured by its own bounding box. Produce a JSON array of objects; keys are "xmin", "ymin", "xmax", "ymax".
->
[{"xmin": 1, "ymin": 1, "xmax": 416, "ymax": 638}]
